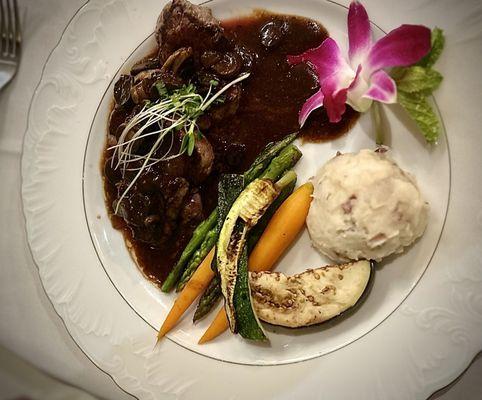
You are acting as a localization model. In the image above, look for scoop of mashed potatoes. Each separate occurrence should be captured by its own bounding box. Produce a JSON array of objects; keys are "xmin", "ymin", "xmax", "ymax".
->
[{"xmin": 306, "ymin": 149, "xmax": 428, "ymax": 262}]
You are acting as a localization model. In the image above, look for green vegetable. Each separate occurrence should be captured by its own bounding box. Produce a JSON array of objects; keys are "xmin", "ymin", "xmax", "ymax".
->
[
  {"xmin": 193, "ymin": 275, "xmax": 222, "ymax": 322},
  {"xmin": 193, "ymin": 145, "xmax": 302, "ymax": 320},
  {"xmin": 215, "ymin": 174, "xmax": 246, "ymax": 326},
  {"xmin": 162, "ymin": 138, "xmax": 300, "ymax": 292},
  {"xmin": 392, "ymin": 28, "xmax": 445, "ymax": 144},
  {"xmin": 397, "ymin": 91, "xmax": 440, "ymax": 143},
  {"xmin": 243, "ymin": 133, "xmax": 297, "ymax": 184},
  {"xmin": 161, "ymin": 210, "xmax": 217, "ymax": 292},
  {"xmin": 247, "ymin": 177, "xmax": 296, "ymax": 252},
  {"xmin": 258, "ymin": 144, "xmax": 302, "ymax": 181},
  {"xmin": 217, "ymin": 171, "xmax": 297, "ymax": 340},
  {"xmin": 217, "ymin": 178, "xmax": 279, "ymax": 332},
  {"xmin": 231, "ymin": 170, "xmax": 297, "ymax": 339},
  {"xmin": 394, "ymin": 66, "xmax": 442, "ymax": 95},
  {"xmin": 177, "ymin": 229, "xmax": 218, "ymax": 292},
  {"xmin": 233, "ymin": 242, "xmax": 266, "ymax": 340},
  {"xmin": 417, "ymin": 27, "xmax": 445, "ymax": 68}
]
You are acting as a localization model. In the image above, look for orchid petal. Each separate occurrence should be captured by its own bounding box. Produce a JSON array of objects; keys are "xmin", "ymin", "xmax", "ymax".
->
[
  {"xmin": 321, "ymin": 79, "xmax": 349, "ymax": 123},
  {"xmin": 288, "ymin": 38, "xmax": 356, "ymax": 124},
  {"xmin": 346, "ymin": 64, "xmax": 372, "ymax": 112},
  {"xmin": 299, "ymin": 89, "xmax": 324, "ymax": 127},
  {"xmin": 289, "ymin": 2, "xmax": 431, "ymax": 125},
  {"xmin": 363, "ymin": 70, "xmax": 397, "ymax": 103},
  {"xmin": 366, "ymin": 24, "xmax": 431, "ymax": 74},
  {"xmin": 288, "ymin": 38, "xmax": 352, "ymax": 81},
  {"xmin": 348, "ymin": 1, "xmax": 372, "ymax": 68},
  {"xmin": 348, "ymin": 64, "xmax": 363, "ymax": 91}
]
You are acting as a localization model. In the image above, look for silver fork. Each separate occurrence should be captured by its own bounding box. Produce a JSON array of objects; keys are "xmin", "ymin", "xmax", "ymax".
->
[{"xmin": 0, "ymin": 0, "xmax": 21, "ymax": 90}]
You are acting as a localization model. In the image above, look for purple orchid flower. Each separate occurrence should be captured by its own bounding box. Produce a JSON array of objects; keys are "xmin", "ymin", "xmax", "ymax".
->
[{"xmin": 288, "ymin": 1, "xmax": 431, "ymax": 125}]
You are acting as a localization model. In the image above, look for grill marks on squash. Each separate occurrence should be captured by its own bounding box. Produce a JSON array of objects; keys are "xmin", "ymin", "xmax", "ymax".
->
[{"xmin": 250, "ymin": 261, "xmax": 372, "ymax": 328}]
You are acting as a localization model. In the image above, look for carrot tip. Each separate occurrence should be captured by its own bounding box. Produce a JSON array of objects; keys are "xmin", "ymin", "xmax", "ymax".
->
[
  {"xmin": 198, "ymin": 335, "xmax": 211, "ymax": 344},
  {"xmin": 157, "ymin": 327, "xmax": 167, "ymax": 338}
]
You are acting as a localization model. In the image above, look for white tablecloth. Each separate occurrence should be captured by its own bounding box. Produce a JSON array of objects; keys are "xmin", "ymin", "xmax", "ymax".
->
[{"xmin": 0, "ymin": 0, "xmax": 480, "ymax": 399}]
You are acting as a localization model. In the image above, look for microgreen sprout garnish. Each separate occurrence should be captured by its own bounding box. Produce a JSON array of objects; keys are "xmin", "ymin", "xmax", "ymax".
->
[{"xmin": 109, "ymin": 72, "xmax": 250, "ymax": 214}]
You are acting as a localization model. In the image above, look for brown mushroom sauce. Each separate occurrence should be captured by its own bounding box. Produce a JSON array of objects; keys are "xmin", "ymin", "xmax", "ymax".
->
[{"xmin": 103, "ymin": 9, "xmax": 359, "ymax": 286}]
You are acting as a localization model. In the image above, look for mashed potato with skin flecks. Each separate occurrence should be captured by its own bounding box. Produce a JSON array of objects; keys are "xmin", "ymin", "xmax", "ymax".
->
[{"xmin": 306, "ymin": 149, "xmax": 429, "ymax": 262}]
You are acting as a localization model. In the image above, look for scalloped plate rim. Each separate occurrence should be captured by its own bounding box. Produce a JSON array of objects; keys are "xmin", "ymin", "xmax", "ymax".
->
[{"xmin": 20, "ymin": 0, "xmax": 482, "ymax": 399}]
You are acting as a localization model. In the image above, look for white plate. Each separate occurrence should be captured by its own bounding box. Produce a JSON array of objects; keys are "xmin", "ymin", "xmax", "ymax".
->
[{"xmin": 22, "ymin": 0, "xmax": 482, "ymax": 398}]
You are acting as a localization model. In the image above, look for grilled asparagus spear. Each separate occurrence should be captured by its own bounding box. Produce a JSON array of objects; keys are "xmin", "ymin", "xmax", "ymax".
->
[{"xmin": 161, "ymin": 134, "xmax": 297, "ymax": 292}]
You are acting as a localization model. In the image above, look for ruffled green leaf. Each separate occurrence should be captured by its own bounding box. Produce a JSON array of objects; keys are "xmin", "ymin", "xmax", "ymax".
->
[
  {"xmin": 395, "ymin": 66, "xmax": 442, "ymax": 94},
  {"xmin": 398, "ymin": 91, "xmax": 439, "ymax": 143},
  {"xmin": 391, "ymin": 28, "xmax": 445, "ymax": 144},
  {"xmin": 417, "ymin": 27, "xmax": 445, "ymax": 68}
]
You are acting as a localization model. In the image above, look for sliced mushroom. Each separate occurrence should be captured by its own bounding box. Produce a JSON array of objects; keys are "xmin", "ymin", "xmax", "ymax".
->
[
  {"xmin": 130, "ymin": 69, "xmax": 163, "ymax": 104},
  {"xmin": 130, "ymin": 56, "xmax": 160, "ymax": 75},
  {"xmin": 211, "ymin": 52, "xmax": 242, "ymax": 78},
  {"xmin": 108, "ymin": 107, "xmax": 130, "ymax": 136},
  {"xmin": 130, "ymin": 83, "xmax": 146, "ymax": 104},
  {"xmin": 234, "ymin": 44, "xmax": 256, "ymax": 69},
  {"xmin": 200, "ymin": 50, "xmax": 222, "ymax": 68},
  {"xmin": 164, "ymin": 176, "xmax": 190, "ymax": 220},
  {"xmin": 158, "ymin": 47, "xmax": 193, "ymax": 90},
  {"xmin": 161, "ymin": 47, "xmax": 193, "ymax": 75},
  {"xmin": 114, "ymin": 75, "xmax": 133, "ymax": 106},
  {"xmin": 190, "ymin": 135, "xmax": 214, "ymax": 183},
  {"xmin": 259, "ymin": 20, "xmax": 288, "ymax": 48},
  {"xmin": 180, "ymin": 191, "xmax": 203, "ymax": 225},
  {"xmin": 133, "ymin": 69, "xmax": 163, "ymax": 83},
  {"xmin": 158, "ymin": 72, "xmax": 184, "ymax": 90}
]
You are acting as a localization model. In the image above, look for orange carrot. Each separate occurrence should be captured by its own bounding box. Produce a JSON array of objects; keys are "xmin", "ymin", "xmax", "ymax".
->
[
  {"xmin": 249, "ymin": 182, "xmax": 314, "ymax": 271},
  {"xmin": 198, "ymin": 308, "xmax": 229, "ymax": 344},
  {"xmin": 198, "ymin": 182, "xmax": 314, "ymax": 344},
  {"xmin": 158, "ymin": 248, "xmax": 215, "ymax": 340}
]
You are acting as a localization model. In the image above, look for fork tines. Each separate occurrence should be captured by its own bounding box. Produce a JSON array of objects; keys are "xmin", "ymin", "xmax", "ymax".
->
[{"xmin": 0, "ymin": 0, "xmax": 20, "ymax": 59}]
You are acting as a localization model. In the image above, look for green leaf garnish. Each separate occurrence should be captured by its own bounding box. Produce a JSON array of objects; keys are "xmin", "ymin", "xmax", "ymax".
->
[
  {"xmin": 392, "ymin": 28, "xmax": 445, "ymax": 144},
  {"xmin": 395, "ymin": 66, "xmax": 442, "ymax": 94},
  {"xmin": 417, "ymin": 27, "xmax": 444, "ymax": 68},
  {"xmin": 397, "ymin": 91, "xmax": 439, "ymax": 144}
]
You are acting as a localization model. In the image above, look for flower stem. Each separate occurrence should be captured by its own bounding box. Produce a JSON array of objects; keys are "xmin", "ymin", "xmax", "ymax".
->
[{"xmin": 371, "ymin": 101, "xmax": 384, "ymax": 145}]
